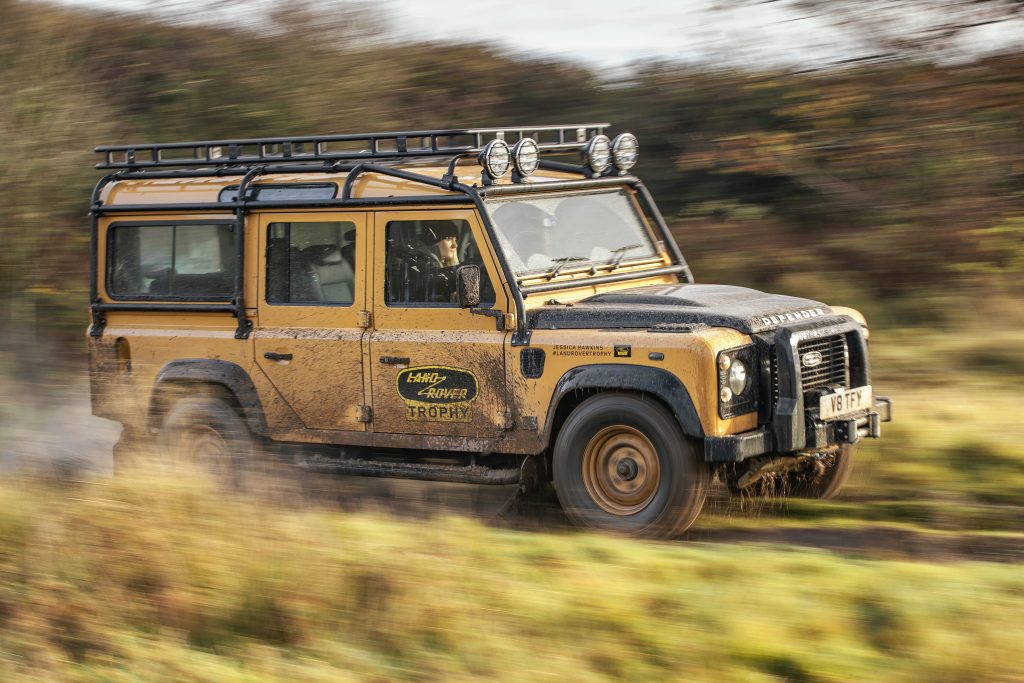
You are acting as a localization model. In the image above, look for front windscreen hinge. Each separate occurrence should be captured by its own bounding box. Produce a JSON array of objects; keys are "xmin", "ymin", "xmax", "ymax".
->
[
  {"xmin": 357, "ymin": 310, "xmax": 372, "ymax": 328},
  {"xmin": 357, "ymin": 405, "xmax": 373, "ymax": 423},
  {"xmin": 510, "ymin": 327, "xmax": 532, "ymax": 347}
]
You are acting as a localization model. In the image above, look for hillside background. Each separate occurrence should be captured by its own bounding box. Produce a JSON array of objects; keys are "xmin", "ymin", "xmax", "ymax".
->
[{"xmin": 2, "ymin": 0, "xmax": 1023, "ymax": 364}]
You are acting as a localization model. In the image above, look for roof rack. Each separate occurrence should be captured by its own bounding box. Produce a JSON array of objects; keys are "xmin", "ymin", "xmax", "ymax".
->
[{"xmin": 95, "ymin": 123, "xmax": 609, "ymax": 170}]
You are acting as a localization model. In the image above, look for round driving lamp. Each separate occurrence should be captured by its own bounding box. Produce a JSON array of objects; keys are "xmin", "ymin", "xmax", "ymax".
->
[
  {"xmin": 728, "ymin": 359, "xmax": 749, "ymax": 396},
  {"xmin": 511, "ymin": 138, "xmax": 540, "ymax": 177},
  {"xmin": 583, "ymin": 134, "xmax": 612, "ymax": 175},
  {"xmin": 479, "ymin": 139, "xmax": 511, "ymax": 178},
  {"xmin": 611, "ymin": 133, "xmax": 639, "ymax": 172}
]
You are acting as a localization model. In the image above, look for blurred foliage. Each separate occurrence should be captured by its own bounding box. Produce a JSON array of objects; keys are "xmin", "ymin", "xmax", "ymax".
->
[
  {"xmin": 1, "ymin": 0, "xmax": 1022, "ymax": 361},
  {"xmin": 775, "ymin": 0, "xmax": 1024, "ymax": 62},
  {"xmin": 0, "ymin": 473, "xmax": 1022, "ymax": 682}
]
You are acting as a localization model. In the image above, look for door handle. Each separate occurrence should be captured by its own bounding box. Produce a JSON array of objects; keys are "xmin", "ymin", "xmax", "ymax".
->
[
  {"xmin": 264, "ymin": 352, "xmax": 293, "ymax": 361},
  {"xmin": 379, "ymin": 356, "xmax": 410, "ymax": 365}
]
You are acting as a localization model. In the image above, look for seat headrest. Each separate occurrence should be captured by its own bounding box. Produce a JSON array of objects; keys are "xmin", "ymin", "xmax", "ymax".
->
[{"xmin": 303, "ymin": 244, "xmax": 343, "ymax": 264}]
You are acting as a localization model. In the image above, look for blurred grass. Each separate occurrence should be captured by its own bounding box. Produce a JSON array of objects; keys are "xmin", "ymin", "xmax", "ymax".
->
[{"xmin": 1, "ymin": 473, "xmax": 1023, "ymax": 683}]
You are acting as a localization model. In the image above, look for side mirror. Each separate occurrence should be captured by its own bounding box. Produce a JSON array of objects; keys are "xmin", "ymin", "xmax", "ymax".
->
[{"xmin": 456, "ymin": 264, "xmax": 481, "ymax": 308}]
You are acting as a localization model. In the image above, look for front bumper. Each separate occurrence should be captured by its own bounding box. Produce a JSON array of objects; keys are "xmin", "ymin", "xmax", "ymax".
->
[
  {"xmin": 703, "ymin": 316, "xmax": 893, "ymax": 464},
  {"xmin": 705, "ymin": 396, "xmax": 892, "ymax": 462}
]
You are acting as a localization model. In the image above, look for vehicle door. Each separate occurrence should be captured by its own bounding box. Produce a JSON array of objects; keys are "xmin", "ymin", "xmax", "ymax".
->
[
  {"xmin": 368, "ymin": 209, "xmax": 509, "ymax": 438},
  {"xmin": 254, "ymin": 212, "xmax": 369, "ymax": 431}
]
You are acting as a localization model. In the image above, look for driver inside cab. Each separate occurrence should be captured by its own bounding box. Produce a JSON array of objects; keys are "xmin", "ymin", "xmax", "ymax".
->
[
  {"xmin": 408, "ymin": 221, "xmax": 460, "ymax": 303},
  {"xmin": 418, "ymin": 222, "xmax": 460, "ymax": 269}
]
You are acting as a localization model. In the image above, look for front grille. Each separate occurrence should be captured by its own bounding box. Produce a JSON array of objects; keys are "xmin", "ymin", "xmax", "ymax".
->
[
  {"xmin": 767, "ymin": 334, "xmax": 850, "ymax": 409},
  {"xmin": 797, "ymin": 335, "xmax": 849, "ymax": 391}
]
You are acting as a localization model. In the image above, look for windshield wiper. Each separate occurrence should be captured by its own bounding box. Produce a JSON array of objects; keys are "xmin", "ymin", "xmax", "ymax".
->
[
  {"xmin": 608, "ymin": 244, "xmax": 644, "ymax": 271},
  {"xmin": 546, "ymin": 256, "xmax": 589, "ymax": 279}
]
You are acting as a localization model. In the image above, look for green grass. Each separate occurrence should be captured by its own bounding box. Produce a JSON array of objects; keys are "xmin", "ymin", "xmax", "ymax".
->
[{"xmin": 0, "ymin": 473, "xmax": 1022, "ymax": 683}]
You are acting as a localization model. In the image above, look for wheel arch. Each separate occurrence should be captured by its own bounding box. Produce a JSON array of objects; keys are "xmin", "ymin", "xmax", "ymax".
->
[
  {"xmin": 149, "ymin": 359, "xmax": 269, "ymax": 436},
  {"xmin": 541, "ymin": 365, "xmax": 705, "ymax": 453}
]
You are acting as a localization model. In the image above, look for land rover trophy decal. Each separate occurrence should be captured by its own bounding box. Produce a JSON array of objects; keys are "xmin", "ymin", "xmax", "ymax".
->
[{"xmin": 397, "ymin": 366, "xmax": 478, "ymax": 422}]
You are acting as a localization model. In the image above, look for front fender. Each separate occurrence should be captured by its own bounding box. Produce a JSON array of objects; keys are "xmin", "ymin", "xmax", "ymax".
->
[{"xmin": 542, "ymin": 364, "xmax": 703, "ymax": 447}]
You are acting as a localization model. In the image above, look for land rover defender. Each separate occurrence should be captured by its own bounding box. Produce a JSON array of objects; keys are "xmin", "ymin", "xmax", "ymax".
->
[{"xmin": 88, "ymin": 124, "xmax": 892, "ymax": 537}]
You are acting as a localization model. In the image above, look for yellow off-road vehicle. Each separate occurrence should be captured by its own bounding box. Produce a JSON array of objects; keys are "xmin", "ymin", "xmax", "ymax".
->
[{"xmin": 88, "ymin": 124, "xmax": 891, "ymax": 537}]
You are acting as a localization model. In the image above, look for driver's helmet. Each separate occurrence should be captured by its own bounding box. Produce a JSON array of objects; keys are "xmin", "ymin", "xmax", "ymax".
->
[{"xmin": 419, "ymin": 221, "xmax": 459, "ymax": 247}]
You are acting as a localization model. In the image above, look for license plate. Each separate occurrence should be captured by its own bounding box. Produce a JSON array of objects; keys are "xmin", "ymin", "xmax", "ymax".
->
[{"xmin": 819, "ymin": 385, "xmax": 873, "ymax": 420}]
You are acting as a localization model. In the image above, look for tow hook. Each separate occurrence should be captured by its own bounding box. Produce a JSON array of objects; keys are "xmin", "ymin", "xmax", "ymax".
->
[{"xmin": 836, "ymin": 412, "xmax": 882, "ymax": 444}]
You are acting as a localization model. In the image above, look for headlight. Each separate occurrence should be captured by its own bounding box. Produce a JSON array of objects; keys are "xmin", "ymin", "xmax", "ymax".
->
[
  {"xmin": 611, "ymin": 133, "xmax": 639, "ymax": 172},
  {"xmin": 717, "ymin": 346, "xmax": 758, "ymax": 418},
  {"xmin": 511, "ymin": 138, "xmax": 540, "ymax": 177},
  {"xmin": 582, "ymin": 134, "xmax": 612, "ymax": 175},
  {"xmin": 479, "ymin": 139, "xmax": 511, "ymax": 179},
  {"xmin": 728, "ymin": 360, "xmax": 748, "ymax": 396}
]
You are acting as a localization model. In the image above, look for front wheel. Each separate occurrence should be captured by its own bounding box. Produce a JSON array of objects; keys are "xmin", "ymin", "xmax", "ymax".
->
[
  {"xmin": 553, "ymin": 393, "xmax": 708, "ymax": 538},
  {"xmin": 724, "ymin": 445, "xmax": 856, "ymax": 499},
  {"xmin": 786, "ymin": 445, "xmax": 856, "ymax": 499}
]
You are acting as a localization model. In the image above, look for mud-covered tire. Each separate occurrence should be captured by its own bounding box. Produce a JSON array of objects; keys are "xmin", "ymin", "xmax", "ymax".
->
[
  {"xmin": 553, "ymin": 393, "xmax": 708, "ymax": 538},
  {"xmin": 787, "ymin": 445, "xmax": 856, "ymax": 499},
  {"xmin": 157, "ymin": 394, "xmax": 256, "ymax": 489}
]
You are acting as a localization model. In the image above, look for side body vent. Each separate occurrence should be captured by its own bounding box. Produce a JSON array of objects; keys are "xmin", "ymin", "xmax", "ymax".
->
[{"xmin": 520, "ymin": 348, "xmax": 545, "ymax": 379}]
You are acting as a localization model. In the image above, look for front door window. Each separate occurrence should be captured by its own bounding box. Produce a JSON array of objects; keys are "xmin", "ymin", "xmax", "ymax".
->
[{"xmin": 384, "ymin": 219, "xmax": 496, "ymax": 306}]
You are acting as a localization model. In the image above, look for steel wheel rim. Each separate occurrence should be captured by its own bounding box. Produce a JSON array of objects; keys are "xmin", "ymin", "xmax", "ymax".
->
[
  {"xmin": 179, "ymin": 425, "xmax": 229, "ymax": 472},
  {"xmin": 581, "ymin": 425, "xmax": 660, "ymax": 516}
]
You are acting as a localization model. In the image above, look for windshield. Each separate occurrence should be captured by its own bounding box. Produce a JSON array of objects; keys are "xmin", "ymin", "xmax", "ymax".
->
[{"xmin": 485, "ymin": 190, "xmax": 659, "ymax": 277}]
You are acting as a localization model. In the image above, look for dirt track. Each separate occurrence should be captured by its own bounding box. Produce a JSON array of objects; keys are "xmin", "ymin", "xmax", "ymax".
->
[{"xmin": 680, "ymin": 523, "xmax": 1024, "ymax": 563}]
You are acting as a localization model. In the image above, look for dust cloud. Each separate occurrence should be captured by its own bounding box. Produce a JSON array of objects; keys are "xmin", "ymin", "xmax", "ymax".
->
[{"xmin": 0, "ymin": 376, "xmax": 118, "ymax": 476}]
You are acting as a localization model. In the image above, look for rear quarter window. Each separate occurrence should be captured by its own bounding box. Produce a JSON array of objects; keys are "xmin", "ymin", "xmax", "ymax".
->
[{"xmin": 107, "ymin": 222, "xmax": 236, "ymax": 300}]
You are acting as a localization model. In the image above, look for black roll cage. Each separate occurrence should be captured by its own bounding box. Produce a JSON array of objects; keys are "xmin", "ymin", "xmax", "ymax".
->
[{"xmin": 89, "ymin": 125, "xmax": 693, "ymax": 345}]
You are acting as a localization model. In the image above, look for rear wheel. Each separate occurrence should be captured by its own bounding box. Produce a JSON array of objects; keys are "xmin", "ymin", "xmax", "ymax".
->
[
  {"xmin": 553, "ymin": 393, "xmax": 708, "ymax": 538},
  {"xmin": 157, "ymin": 393, "xmax": 257, "ymax": 489}
]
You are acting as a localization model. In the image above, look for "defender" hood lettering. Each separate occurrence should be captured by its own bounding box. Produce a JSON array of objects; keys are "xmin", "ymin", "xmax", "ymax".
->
[{"xmin": 527, "ymin": 284, "xmax": 834, "ymax": 334}]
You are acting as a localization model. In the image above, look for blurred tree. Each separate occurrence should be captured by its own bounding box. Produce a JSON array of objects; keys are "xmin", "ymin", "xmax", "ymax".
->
[
  {"xmin": 0, "ymin": 0, "xmax": 1022, "ymax": 360},
  {"xmin": 742, "ymin": 0, "xmax": 1024, "ymax": 63}
]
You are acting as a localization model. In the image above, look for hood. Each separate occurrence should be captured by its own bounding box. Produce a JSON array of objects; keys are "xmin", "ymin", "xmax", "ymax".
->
[{"xmin": 527, "ymin": 284, "xmax": 833, "ymax": 334}]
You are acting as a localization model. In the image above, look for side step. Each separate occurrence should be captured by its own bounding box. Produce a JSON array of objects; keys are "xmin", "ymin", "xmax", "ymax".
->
[{"xmin": 300, "ymin": 455, "xmax": 524, "ymax": 486}]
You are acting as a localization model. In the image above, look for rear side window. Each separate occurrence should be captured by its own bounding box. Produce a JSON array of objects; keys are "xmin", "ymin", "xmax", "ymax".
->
[
  {"xmin": 266, "ymin": 221, "xmax": 356, "ymax": 305},
  {"xmin": 108, "ymin": 223, "xmax": 235, "ymax": 299}
]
